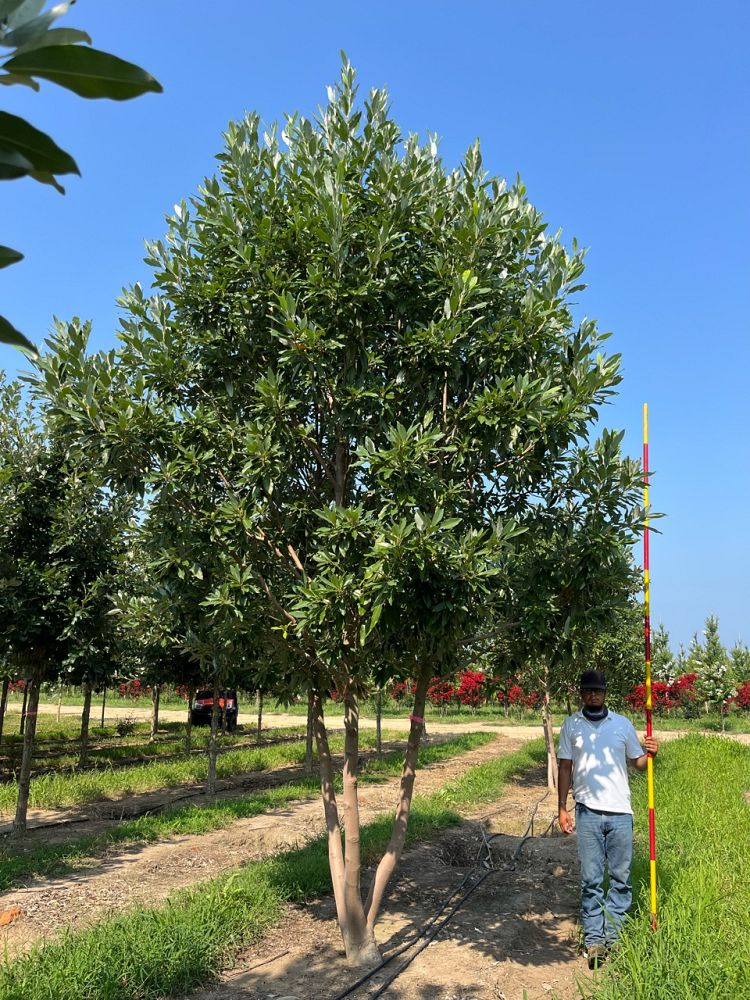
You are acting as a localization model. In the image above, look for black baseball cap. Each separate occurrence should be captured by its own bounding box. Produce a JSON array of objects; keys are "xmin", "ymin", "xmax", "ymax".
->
[{"xmin": 580, "ymin": 669, "xmax": 607, "ymax": 691}]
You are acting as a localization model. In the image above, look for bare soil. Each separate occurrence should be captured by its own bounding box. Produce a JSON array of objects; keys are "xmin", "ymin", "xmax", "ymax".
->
[
  {"xmin": 0, "ymin": 734, "xmax": 548, "ymax": 965},
  {"xmin": 187, "ymin": 771, "xmax": 586, "ymax": 1000}
]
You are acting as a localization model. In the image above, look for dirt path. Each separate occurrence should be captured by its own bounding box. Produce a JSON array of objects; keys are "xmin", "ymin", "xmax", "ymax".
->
[
  {"xmin": 0, "ymin": 734, "xmax": 535, "ymax": 961},
  {"xmin": 188, "ymin": 765, "xmax": 584, "ymax": 1000}
]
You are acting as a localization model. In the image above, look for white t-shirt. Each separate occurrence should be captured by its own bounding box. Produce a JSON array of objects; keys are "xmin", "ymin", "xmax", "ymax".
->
[{"xmin": 557, "ymin": 709, "xmax": 644, "ymax": 815}]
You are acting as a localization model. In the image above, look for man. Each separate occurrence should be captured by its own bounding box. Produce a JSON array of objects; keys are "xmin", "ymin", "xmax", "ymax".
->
[{"xmin": 557, "ymin": 669, "xmax": 658, "ymax": 969}]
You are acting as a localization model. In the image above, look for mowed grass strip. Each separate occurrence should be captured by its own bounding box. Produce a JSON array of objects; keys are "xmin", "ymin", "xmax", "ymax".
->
[
  {"xmin": 0, "ymin": 732, "xmax": 494, "ymax": 890},
  {"xmin": 581, "ymin": 735, "xmax": 750, "ymax": 1000},
  {"xmin": 0, "ymin": 727, "xmax": 314, "ymax": 813},
  {"xmin": 0, "ymin": 737, "xmax": 545, "ymax": 1000},
  {"xmin": 2, "ymin": 728, "xmax": 307, "ymax": 774}
]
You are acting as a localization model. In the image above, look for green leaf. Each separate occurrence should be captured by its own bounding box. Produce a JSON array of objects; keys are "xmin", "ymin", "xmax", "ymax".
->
[
  {"xmin": 0, "ymin": 0, "xmax": 43, "ymax": 26},
  {"xmin": 0, "ymin": 111, "xmax": 79, "ymax": 180},
  {"xmin": 2, "ymin": 2, "xmax": 73, "ymax": 48},
  {"xmin": 0, "ymin": 145, "xmax": 33, "ymax": 179},
  {"xmin": 0, "ymin": 244, "xmax": 23, "ymax": 268},
  {"xmin": 4, "ymin": 45, "xmax": 163, "ymax": 100},
  {"xmin": 0, "ymin": 314, "xmax": 37, "ymax": 354},
  {"xmin": 0, "ymin": 71, "xmax": 39, "ymax": 90},
  {"xmin": 29, "ymin": 168, "xmax": 65, "ymax": 192},
  {"xmin": 12, "ymin": 27, "xmax": 92, "ymax": 55}
]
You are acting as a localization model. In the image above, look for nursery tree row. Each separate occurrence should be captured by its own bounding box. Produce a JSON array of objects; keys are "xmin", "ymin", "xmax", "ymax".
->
[{"xmin": 2, "ymin": 60, "xmax": 647, "ymax": 966}]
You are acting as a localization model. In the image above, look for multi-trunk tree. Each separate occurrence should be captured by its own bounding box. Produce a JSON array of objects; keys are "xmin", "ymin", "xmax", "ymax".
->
[{"xmin": 34, "ymin": 60, "xmax": 646, "ymax": 964}]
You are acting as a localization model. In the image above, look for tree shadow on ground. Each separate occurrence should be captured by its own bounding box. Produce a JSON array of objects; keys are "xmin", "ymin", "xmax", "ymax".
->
[{"xmin": 211, "ymin": 807, "xmax": 585, "ymax": 1000}]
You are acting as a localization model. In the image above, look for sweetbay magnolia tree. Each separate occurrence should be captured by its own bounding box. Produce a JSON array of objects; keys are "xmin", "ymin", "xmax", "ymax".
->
[{"xmin": 34, "ymin": 60, "xmax": 645, "ymax": 965}]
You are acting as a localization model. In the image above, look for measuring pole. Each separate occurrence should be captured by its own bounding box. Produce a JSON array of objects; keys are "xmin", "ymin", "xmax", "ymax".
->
[{"xmin": 643, "ymin": 403, "xmax": 657, "ymax": 929}]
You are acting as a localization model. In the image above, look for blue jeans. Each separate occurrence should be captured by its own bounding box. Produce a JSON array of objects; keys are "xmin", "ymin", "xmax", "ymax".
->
[{"xmin": 575, "ymin": 803, "xmax": 633, "ymax": 947}]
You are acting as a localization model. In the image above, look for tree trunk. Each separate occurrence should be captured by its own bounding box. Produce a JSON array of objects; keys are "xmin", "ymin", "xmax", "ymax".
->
[
  {"xmin": 12, "ymin": 669, "xmax": 42, "ymax": 838},
  {"xmin": 100, "ymin": 687, "xmax": 106, "ymax": 728},
  {"xmin": 57, "ymin": 686, "xmax": 63, "ymax": 723},
  {"xmin": 185, "ymin": 684, "xmax": 195, "ymax": 753},
  {"xmin": 0, "ymin": 677, "xmax": 9, "ymax": 745},
  {"xmin": 149, "ymin": 684, "xmax": 161, "ymax": 743},
  {"xmin": 312, "ymin": 691, "xmax": 380, "ymax": 967},
  {"xmin": 364, "ymin": 667, "xmax": 430, "ymax": 932},
  {"xmin": 19, "ymin": 684, "xmax": 28, "ymax": 736},
  {"xmin": 375, "ymin": 686, "xmax": 382, "ymax": 757},
  {"xmin": 206, "ymin": 679, "xmax": 220, "ymax": 798},
  {"xmin": 78, "ymin": 681, "xmax": 93, "ymax": 768},
  {"xmin": 256, "ymin": 690, "xmax": 263, "ymax": 745},
  {"xmin": 305, "ymin": 689, "xmax": 314, "ymax": 773},
  {"xmin": 542, "ymin": 668, "xmax": 557, "ymax": 791}
]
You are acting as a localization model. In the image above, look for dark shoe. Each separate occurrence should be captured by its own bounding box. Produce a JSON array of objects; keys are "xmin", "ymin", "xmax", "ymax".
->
[{"xmin": 587, "ymin": 943, "xmax": 607, "ymax": 969}]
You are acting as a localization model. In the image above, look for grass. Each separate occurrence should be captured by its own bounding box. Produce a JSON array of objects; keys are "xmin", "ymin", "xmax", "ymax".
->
[
  {"xmin": 579, "ymin": 735, "xmax": 750, "ymax": 999},
  {"xmin": 0, "ymin": 726, "xmax": 308, "ymax": 813},
  {"xmin": 0, "ymin": 722, "xmax": 303, "ymax": 774},
  {"xmin": 7, "ymin": 691, "xmax": 188, "ymax": 711},
  {"xmin": 0, "ymin": 732, "xmax": 494, "ymax": 889},
  {"xmin": 0, "ymin": 736, "xmax": 545, "ymax": 1000}
]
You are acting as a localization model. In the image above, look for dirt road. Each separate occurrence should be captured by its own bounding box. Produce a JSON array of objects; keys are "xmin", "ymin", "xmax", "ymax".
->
[{"xmin": 28, "ymin": 701, "xmax": 750, "ymax": 744}]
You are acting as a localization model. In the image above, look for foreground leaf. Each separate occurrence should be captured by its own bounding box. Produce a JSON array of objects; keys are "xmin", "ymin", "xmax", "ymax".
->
[
  {"xmin": 4, "ymin": 44, "xmax": 163, "ymax": 99},
  {"xmin": 0, "ymin": 70, "xmax": 40, "ymax": 90},
  {"xmin": 11, "ymin": 26, "xmax": 93, "ymax": 55},
  {"xmin": 0, "ymin": 245, "xmax": 23, "ymax": 268},
  {"xmin": 1, "ymin": 1, "xmax": 74, "ymax": 49},
  {"xmin": 0, "ymin": 314, "xmax": 37, "ymax": 354},
  {"xmin": 0, "ymin": 110, "xmax": 79, "ymax": 178}
]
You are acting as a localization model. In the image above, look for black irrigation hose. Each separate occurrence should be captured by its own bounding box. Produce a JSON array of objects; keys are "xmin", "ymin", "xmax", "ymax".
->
[
  {"xmin": 328, "ymin": 869, "xmax": 480, "ymax": 1000},
  {"xmin": 329, "ymin": 790, "xmax": 552, "ymax": 1000}
]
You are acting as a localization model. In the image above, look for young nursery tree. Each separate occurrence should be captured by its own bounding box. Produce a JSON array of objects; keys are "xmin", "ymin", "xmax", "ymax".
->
[
  {"xmin": 33, "ymin": 60, "xmax": 645, "ymax": 963},
  {"xmin": 650, "ymin": 622, "xmax": 676, "ymax": 683},
  {"xmin": 694, "ymin": 615, "xmax": 735, "ymax": 728},
  {"xmin": 729, "ymin": 641, "xmax": 750, "ymax": 683},
  {"xmin": 0, "ymin": 376, "xmax": 128, "ymax": 834},
  {"xmin": 494, "ymin": 438, "xmax": 644, "ymax": 788}
]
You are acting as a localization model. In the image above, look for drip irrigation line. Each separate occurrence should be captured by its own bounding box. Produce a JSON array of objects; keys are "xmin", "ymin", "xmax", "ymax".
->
[
  {"xmin": 329, "ymin": 867, "xmax": 478, "ymax": 1000},
  {"xmin": 329, "ymin": 790, "xmax": 553, "ymax": 1000}
]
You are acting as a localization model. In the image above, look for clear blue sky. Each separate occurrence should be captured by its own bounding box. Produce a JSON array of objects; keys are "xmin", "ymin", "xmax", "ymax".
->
[{"xmin": 1, "ymin": 1, "xmax": 748, "ymax": 652}]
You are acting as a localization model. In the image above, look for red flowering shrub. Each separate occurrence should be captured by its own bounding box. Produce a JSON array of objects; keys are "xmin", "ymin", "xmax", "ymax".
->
[
  {"xmin": 389, "ymin": 680, "xmax": 416, "ymax": 704},
  {"xmin": 625, "ymin": 681, "xmax": 675, "ymax": 715},
  {"xmin": 523, "ymin": 690, "xmax": 540, "ymax": 710},
  {"xmin": 669, "ymin": 672, "xmax": 699, "ymax": 715},
  {"xmin": 8, "ymin": 679, "xmax": 26, "ymax": 694},
  {"xmin": 427, "ymin": 678, "xmax": 455, "ymax": 712},
  {"xmin": 455, "ymin": 671, "xmax": 486, "ymax": 711},
  {"xmin": 733, "ymin": 680, "xmax": 750, "ymax": 711},
  {"xmin": 117, "ymin": 679, "xmax": 151, "ymax": 700},
  {"xmin": 507, "ymin": 684, "xmax": 525, "ymax": 706}
]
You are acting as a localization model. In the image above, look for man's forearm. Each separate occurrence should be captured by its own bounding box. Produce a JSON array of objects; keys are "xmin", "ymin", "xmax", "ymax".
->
[{"xmin": 557, "ymin": 760, "xmax": 573, "ymax": 807}]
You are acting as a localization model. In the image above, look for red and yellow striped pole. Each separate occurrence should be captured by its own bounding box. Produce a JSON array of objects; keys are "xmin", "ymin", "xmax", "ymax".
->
[{"xmin": 643, "ymin": 403, "xmax": 657, "ymax": 929}]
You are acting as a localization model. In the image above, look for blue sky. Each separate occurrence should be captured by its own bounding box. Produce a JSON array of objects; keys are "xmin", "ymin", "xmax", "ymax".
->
[{"xmin": 1, "ymin": 1, "xmax": 748, "ymax": 652}]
